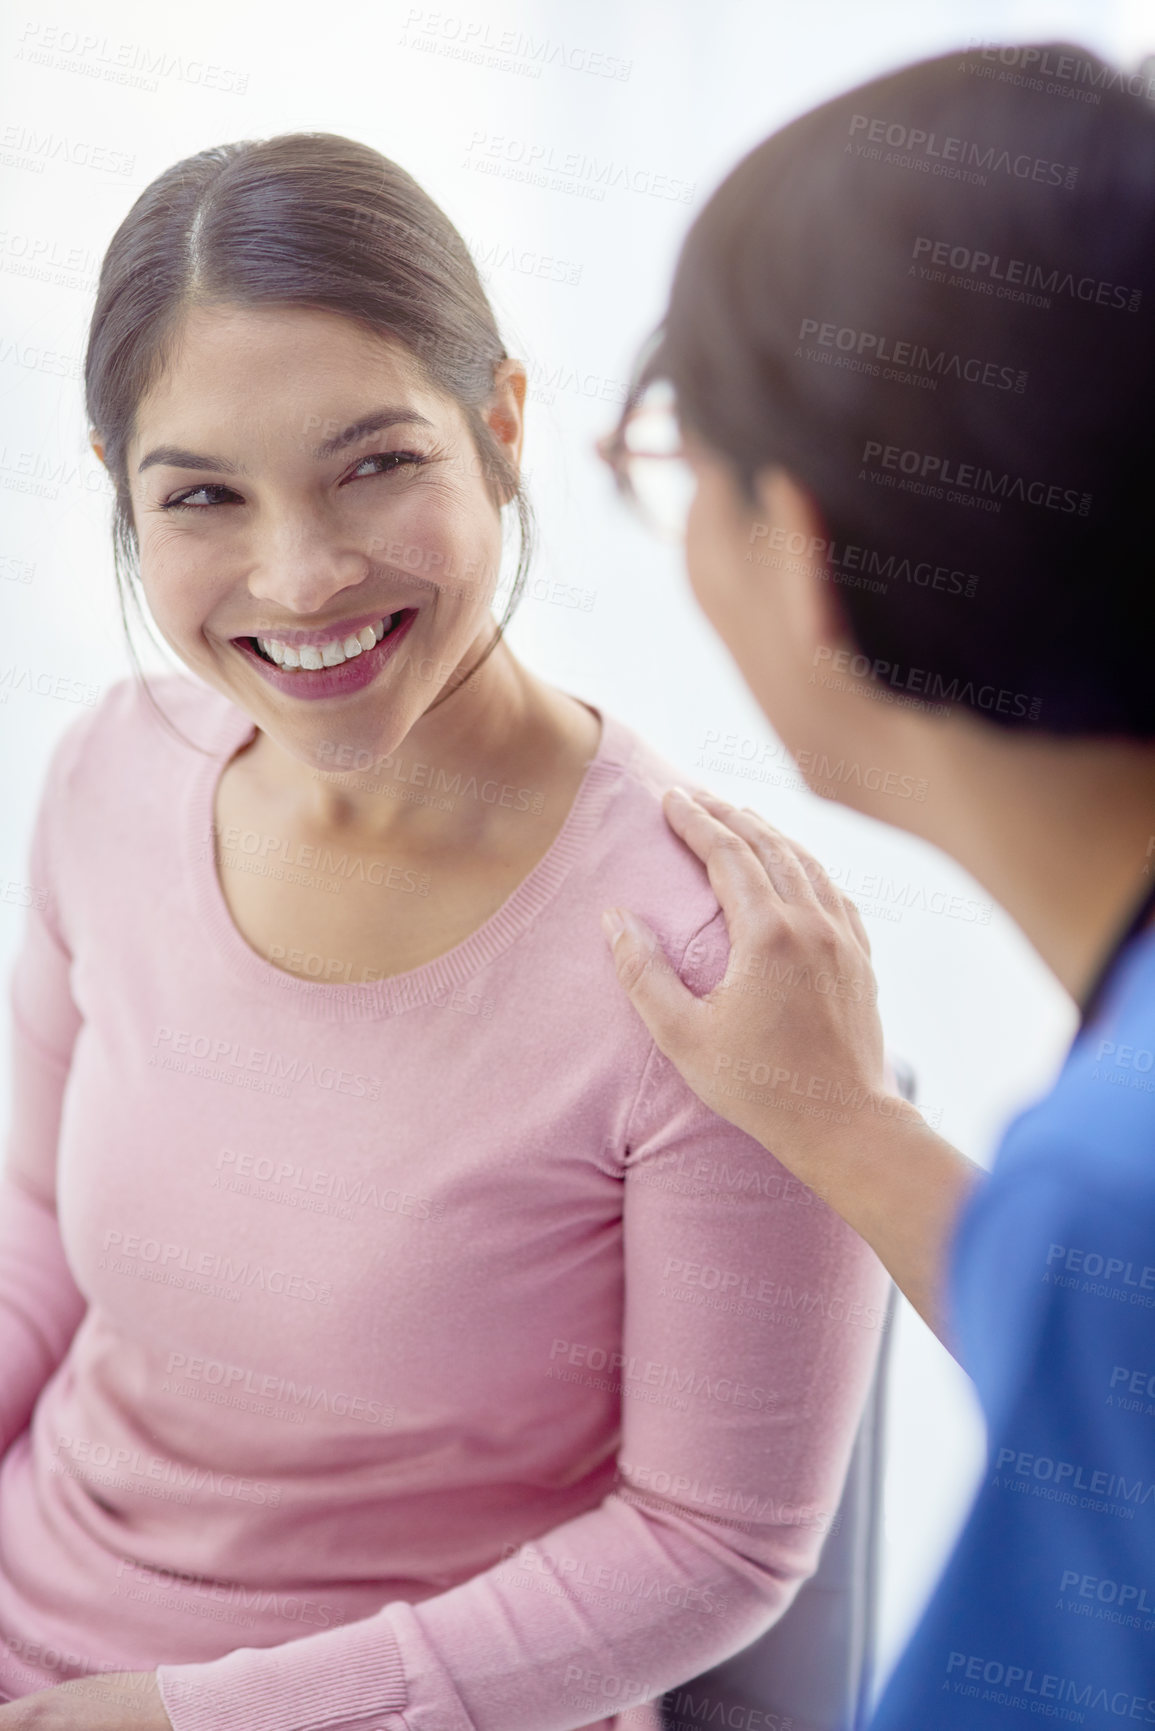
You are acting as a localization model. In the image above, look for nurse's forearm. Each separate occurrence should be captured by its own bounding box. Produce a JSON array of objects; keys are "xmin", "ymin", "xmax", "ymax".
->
[{"xmin": 765, "ymin": 1108, "xmax": 985, "ymax": 1351}]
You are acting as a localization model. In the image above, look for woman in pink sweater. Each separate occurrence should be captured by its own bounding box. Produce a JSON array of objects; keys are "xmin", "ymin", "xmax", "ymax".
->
[{"xmin": 0, "ymin": 134, "xmax": 888, "ymax": 1731}]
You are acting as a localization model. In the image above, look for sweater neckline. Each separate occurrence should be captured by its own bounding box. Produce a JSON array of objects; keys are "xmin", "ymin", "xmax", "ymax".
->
[{"xmin": 185, "ymin": 694, "xmax": 628, "ymax": 1021}]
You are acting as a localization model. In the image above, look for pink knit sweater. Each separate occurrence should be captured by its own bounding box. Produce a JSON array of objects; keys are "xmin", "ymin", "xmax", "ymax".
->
[{"xmin": 0, "ymin": 674, "xmax": 888, "ymax": 1731}]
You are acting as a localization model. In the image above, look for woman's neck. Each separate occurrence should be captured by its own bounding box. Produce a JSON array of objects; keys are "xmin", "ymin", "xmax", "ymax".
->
[{"xmin": 237, "ymin": 632, "xmax": 599, "ymax": 849}]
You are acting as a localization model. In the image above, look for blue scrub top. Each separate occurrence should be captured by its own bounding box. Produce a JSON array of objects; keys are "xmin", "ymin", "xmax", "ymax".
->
[{"xmin": 869, "ymin": 920, "xmax": 1155, "ymax": 1729}]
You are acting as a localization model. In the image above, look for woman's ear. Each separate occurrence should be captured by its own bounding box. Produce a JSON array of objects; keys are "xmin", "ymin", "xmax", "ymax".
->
[
  {"xmin": 89, "ymin": 429, "xmax": 107, "ymax": 468},
  {"xmin": 751, "ymin": 467, "xmax": 855, "ymax": 668},
  {"xmin": 484, "ymin": 359, "xmax": 527, "ymax": 477}
]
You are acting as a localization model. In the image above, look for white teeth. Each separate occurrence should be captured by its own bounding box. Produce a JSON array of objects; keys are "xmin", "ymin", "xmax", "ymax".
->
[{"xmin": 252, "ymin": 614, "xmax": 397, "ymax": 671}]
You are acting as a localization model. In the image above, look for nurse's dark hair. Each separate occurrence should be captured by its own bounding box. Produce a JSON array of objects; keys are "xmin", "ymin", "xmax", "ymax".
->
[
  {"xmin": 83, "ymin": 131, "xmax": 532, "ymax": 744},
  {"xmin": 627, "ymin": 43, "xmax": 1155, "ymax": 734}
]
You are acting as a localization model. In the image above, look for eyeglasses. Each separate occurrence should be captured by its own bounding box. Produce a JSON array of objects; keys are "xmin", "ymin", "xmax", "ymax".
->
[{"xmin": 597, "ymin": 377, "xmax": 697, "ymax": 543}]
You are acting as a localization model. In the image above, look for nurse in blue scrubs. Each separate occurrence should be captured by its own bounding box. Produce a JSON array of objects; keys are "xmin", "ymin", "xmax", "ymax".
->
[{"xmin": 600, "ymin": 40, "xmax": 1155, "ymax": 1730}]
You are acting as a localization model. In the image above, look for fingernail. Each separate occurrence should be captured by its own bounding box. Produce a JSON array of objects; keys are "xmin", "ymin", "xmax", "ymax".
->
[
  {"xmin": 667, "ymin": 785, "xmax": 694, "ymax": 803},
  {"xmin": 601, "ymin": 908, "xmax": 626, "ymax": 946}
]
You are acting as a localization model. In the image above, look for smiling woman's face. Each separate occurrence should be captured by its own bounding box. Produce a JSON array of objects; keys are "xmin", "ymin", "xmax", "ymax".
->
[{"xmin": 120, "ymin": 301, "xmax": 519, "ymax": 768}]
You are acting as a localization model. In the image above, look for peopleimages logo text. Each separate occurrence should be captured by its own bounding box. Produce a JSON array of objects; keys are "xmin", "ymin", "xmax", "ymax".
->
[
  {"xmin": 847, "ymin": 114, "xmax": 1077, "ymax": 189},
  {"xmin": 151, "ymin": 1026, "xmax": 381, "ymax": 1100},
  {"xmin": 945, "ymin": 1651, "xmax": 1155, "ymax": 1720},
  {"xmin": 812, "ymin": 645, "xmax": 1041, "ymax": 721},
  {"xmin": 911, "ymin": 237, "xmax": 1141, "ymax": 312},
  {"xmin": 860, "ymin": 440, "xmax": 1090, "ymax": 514}
]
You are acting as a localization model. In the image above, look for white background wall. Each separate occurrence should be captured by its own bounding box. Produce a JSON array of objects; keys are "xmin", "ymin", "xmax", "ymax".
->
[{"xmin": 1, "ymin": 0, "xmax": 1149, "ymax": 1704}]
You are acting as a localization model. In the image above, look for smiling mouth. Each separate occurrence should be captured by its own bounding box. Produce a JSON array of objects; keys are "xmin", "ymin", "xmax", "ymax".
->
[{"xmin": 243, "ymin": 609, "xmax": 412, "ymax": 670}]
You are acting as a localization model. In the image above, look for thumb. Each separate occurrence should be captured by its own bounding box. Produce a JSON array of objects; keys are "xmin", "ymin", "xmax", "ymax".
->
[{"xmin": 601, "ymin": 908, "xmax": 699, "ymax": 1059}]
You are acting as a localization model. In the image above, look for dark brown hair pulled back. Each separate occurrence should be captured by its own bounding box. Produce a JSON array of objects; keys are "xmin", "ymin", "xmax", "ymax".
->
[{"xmin": 636, "ymin": 44, "xmax": 1155, "ymax": 736}]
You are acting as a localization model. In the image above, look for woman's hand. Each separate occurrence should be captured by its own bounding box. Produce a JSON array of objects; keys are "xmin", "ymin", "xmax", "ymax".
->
[
  {"xmin": 601, "ymin": 786, "xmax": 985, "ymax": 1345},
  {"xmin": 602, "ymin": 787, "xmax": 893, "ymax": 1162},
  {"xmin": 0, "ymin": 1673, "xmax": 171, "ymax": 1729}
]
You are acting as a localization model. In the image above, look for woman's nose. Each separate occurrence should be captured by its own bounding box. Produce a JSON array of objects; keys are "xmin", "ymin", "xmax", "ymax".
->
[{"xmin": 244, "ymin": 510, "xmax": 369, "ymax": 612}]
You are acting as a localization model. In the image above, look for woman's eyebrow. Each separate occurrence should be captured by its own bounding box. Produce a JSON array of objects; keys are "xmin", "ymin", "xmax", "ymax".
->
[
  {"xmin": 312, "ymin": 408, "xmax": 435, "ymax": 459},
  {"xmin": 135, "ymin": 409, "xmax": 436, "ymax": 476},
  {"xmin": 137, "ymin": 445, "xmax": 241, "ymax": 476}
]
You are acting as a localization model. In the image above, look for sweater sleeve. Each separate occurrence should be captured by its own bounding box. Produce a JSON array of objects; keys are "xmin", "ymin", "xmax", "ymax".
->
[
  {"xmin": 1, "ymin": 724, "xmax": 89, "ymax": 1454},
  {"xmin": 156, "ymin": 908, "xmax": 890, "ymax": 1731}
]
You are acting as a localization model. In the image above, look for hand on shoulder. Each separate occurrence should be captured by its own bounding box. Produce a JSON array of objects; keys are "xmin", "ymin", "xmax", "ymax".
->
[
  {"xmin": 0, "ymin": 1672, "xmax": 171, "ymax": 1729},
  {"xmin": 601, "ymin": 786, "xmax": 893, "ymax": 1164}
]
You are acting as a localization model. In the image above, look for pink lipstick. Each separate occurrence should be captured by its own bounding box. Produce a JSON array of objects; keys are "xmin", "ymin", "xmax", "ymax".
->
[{"xmin": 232, "ymin": 608, "xmax": 418, "ymax": 701}]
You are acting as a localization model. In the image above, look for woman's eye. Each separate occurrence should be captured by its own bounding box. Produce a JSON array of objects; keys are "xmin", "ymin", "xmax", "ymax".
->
[
  {"xmin": 346, "ymin": 451, "xmax": 426, "ymax": 482},
  {"xmin": 163, "ymin": 483, "xmax": 240, "ymax": 510},
  {"xmin": 159, "ymin": 452, "xmax": 425, "ymax": 510}
]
